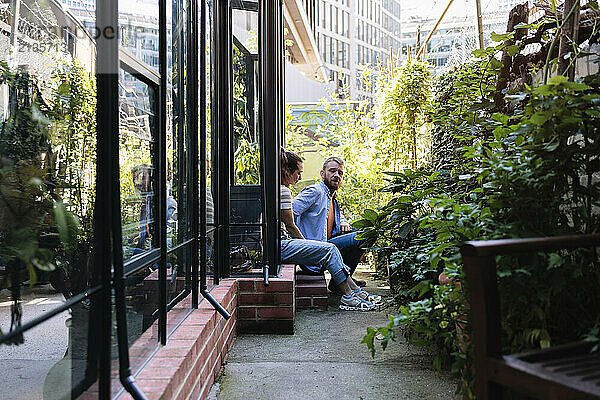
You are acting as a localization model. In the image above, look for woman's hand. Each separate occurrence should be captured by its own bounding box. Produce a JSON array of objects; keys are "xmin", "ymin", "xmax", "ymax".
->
[{"xmin": 281, "ymin": 208, "xmax": 304, "ymax": 239}]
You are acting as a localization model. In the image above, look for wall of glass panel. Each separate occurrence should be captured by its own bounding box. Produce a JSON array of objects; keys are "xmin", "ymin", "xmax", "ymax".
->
[
  {"xmin": 1, "ymin": 0, "xmax": 285, "ymax": 398},
  {"xmin": 0, "ymin": 0, "xmax": 102, "ymax": 399}
]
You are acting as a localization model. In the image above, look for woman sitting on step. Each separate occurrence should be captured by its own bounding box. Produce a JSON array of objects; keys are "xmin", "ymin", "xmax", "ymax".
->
[{"xmin": 279, "ymin": 148, "xmax": 381, "ymax": 311}]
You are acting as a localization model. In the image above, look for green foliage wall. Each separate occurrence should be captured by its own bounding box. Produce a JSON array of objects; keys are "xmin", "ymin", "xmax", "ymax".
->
[
  {"xmin": 286, "ymin": 99, "xmax": 394, "ymax": 220},
  {"xmin": 359, "ymin": 55, "xmax": 600, "ymax": 398},
  {"xmin": 49, "ymin": 60, "xmax": 97, "ymax": 237},
  {"xmin": 285, "ymin": 60, "xmax": 433, "ymax": 221}
]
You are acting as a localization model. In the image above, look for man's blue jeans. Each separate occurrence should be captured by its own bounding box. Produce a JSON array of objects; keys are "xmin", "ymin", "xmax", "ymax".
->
[
  {"xmin": 281, "ymin": 239, "xmax": 350, "ymax": 285},
  {"xmin": 328, "ymin": 231, "xmax": 365, "ymax": 275}
]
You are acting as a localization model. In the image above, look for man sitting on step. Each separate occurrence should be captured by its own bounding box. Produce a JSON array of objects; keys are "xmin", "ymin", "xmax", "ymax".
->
[{"xmin": 292, "ymin": 156, "xmax": 368, "ymax": 293}]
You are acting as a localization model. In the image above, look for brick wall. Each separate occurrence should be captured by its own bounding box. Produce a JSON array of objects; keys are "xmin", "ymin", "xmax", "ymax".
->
[
  {"xmin": 114, "ymin": 279, "xmax": 238, "ymax": 400},
  {"xmin": 236, "ymin": 264, "xmax": 295, "ymax": 334},
  {"xmin": 87, "ymin": 263, "xmax": 306, "ymax": 400}
]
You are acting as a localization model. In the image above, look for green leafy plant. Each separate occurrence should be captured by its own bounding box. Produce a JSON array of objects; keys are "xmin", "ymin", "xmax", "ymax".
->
[
  {"xmin": 233, "ymin": 138, "xmax": 260, "ymax": 185},
  {"xmin": 376, "ymin": 59, "xmax": 431, "ymax": 170},
  {"xmin": 232, "ymin": 44, "xmax": 260, "ymax": 185},
  {"xmin": 359, "ymin": 51, "xmax": 600, "ymax": 398},
  {"xmin": 0, "ymin": 61, "xmax": 81, "ymax": 284}
]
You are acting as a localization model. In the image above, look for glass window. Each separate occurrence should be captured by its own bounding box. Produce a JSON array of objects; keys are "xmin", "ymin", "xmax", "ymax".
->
[
  {"xmin": 334, "ymin": 5, "xmax": 338, "ymax": 34},
  {"xmin": 320, "ymin": 0, "xmax": 325, "ymax": 27},
  {"xmin": 229, "ymin": 6, "xmax": 263, "ymax": 273},
  {"xmin": 120, "ymin": 73, "xmax": 157, "ymax": 260},
  {"xmin": 345, "ymin": 43, "xmax": 350, "ymax": 68},
  {"xmin": 330, "ymin": 37, "xmax": 335, "ymax": 65},
  {"xmin": 344, "ymin": 12, "xmax": 349, "ymax": 36},
  {"xmin": 119, "ymin": 0, "xmax": 160, "ymax": 73},
  {"xmin": 0, "ymin": 1, "xmax": 99, "ymax": 398},
  {"xmin": 316, "ymin": 0, "xmax": 320, "ymax": 26},
  {"xmin": 204, "ymin": 0, "xmax": 216, "ymax": 285},
  {"xmin": 232, "ymin": 9, "xmax": 260, "ymax": 186}
]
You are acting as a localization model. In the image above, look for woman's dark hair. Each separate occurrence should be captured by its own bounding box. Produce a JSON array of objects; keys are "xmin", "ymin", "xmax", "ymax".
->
[{"xmin": 280, "ymin": 148, "xmax": 302, "ymax": 178}]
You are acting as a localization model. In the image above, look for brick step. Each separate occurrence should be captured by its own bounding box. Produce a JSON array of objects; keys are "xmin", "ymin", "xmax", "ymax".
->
[
  {"xmin": 295, "ymin": 272, "xmax": 328, "ymax": 310},
  {"xmin": 236, "ymin": 264, "xmax": 295, "ymax": 334},
  {"xmin": 296, "ymin": 273, "xmax": 325, "ymax": 282},
  {"xmin": 296, "ymin": 282, "xmax": 327, "ymax": 297}
]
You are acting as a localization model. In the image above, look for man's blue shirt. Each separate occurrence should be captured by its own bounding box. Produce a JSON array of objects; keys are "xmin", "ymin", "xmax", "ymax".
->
[{"xmin": 292, "ymin": 181, "xmax": 343, "ymax": 241}]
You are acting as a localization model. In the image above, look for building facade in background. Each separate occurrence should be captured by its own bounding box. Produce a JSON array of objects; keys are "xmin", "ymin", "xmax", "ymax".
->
[
  {"xmin": 301, "ymin": 0, "xmax": 402, "ymax": 101},
  {"xmin": 398, "ymin": 0, "xmax": 536, "ymax": 70},
  {"xmin": 399, "ymin": 10, "xmax": 509, "ymax": 70},
  {"xmin": 62, "ymin": 0, "xmax": 164, "ymax": 73},
  {"xmin": 294, "ymin": 0, "xmax": 539, "ymax": 102}
]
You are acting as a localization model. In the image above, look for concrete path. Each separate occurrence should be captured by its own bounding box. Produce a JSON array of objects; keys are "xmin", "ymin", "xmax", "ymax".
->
[
  {"xmin": 211, "ymin": 266, "xmax": 459, "ymax": 400},
  {"xmin": 0, "ymin": 285, "xmax": 69, "ymax": 400}
]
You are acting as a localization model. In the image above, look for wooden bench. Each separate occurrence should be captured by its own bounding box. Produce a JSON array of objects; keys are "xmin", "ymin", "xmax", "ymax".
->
[{"xmin": 461, "ymin": 234, "xmax": 600, "ymax": 400}]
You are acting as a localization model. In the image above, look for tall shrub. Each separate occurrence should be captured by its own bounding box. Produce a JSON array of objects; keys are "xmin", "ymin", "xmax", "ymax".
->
[{"xmin": 376, "ymin": 59, "xmax": 431, "ymax": 170}]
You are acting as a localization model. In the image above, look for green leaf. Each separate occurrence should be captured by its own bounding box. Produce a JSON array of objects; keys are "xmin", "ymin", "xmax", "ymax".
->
[
  {"xmin": 408, "ymin": 280, "xmax": 431, "ymax": 298},
  {"xmin": 513, "ymin": 22, "xmax": 542, "ymax": 30},
  {"xmin": 562, "ymin": 81, "xmax": 592, "ymax": 91},
  {"xmin": 506, "ymin": 45, "xmax": 520, "ymax": 57},
  {"xmin": 547, "ymin": 253, "xmax": 562, "ymax": 269},
  {"xmin": 54, "ymin": 201, "xmax": 69, "ymax": 246},
  {"xmin": 352, "ymin": 218, "xmax": 374, "ymax": 229},
  {"xmin": 491, "ymin": 31, "xmax": 512, "ymax": 42},
  {"xmin": 362, "ymin": 208, "xmax": 379, "ymax": 222},
  {"xmin": 361, "ymin": 327, "xmax": 378, "ymax": 358},
  {"xmin": 515, "ymin": 135, "xmax": 524, "ymax": 146},
  {"xmin": 548, "ymin": 75, "xmax": 569, "ymax": 85}
]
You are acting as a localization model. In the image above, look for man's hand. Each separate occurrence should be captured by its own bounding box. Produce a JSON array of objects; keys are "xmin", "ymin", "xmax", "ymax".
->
[{"xmin": 340, "ymin": 220, "xmax": 352, "ymax": 233}]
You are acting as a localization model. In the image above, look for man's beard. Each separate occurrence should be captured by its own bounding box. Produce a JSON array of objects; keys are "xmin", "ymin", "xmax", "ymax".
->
[{"xmin": 324, "ymin": 177, "xmax": 340, "ymax": 192}]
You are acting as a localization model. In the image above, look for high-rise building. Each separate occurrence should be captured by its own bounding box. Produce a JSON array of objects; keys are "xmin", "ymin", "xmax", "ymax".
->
[
  {"xmin": 398, "ymin": 4, "xmax": 514, "ymax": 71},
  {"xmin": 300, "ymin": 0, "xmax": 402, "ymax": 101},
  {"xmin": 497, "ymin": 0, "xmax": 533, "ymax": 12},
  {"xmin": 61, "ymin": 0, "xmax": 163, "ymax": 71}
]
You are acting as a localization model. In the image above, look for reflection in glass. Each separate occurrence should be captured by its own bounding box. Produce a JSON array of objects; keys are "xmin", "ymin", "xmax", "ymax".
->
[
  {"xmin": 232, "ymin": 8, "xmax": 260, "ymax": 185},
  {"xmin": 110, "ymin": 269, "xmax": 160, "ymax": 397},
  {"xmin": 0, "ymin": 1, "xmax": 98, "ymax": 398},
  {"xmin": 118, "ymin": 0, "xmax": 161, "ymax": 73},
  {"xmin": 165, "ymin": 245, "xmax": 191, "ymax": 332},
  {"xmin": 205, "ymin": 187, "xmax": 215, "ymax": 285},
  {"xmin": 119, "ymin": 71, "xmax": 157, "ymax": 261},
  {"xmin": 229, "ymin": 8, "xmax": 263, "ymax": 273},
  {"xmin": 169, "ymin": 0, "xmax": 188, "ymax": 246},
  {"xmin": 203, "ymin": 0, "xmax": 215, "ymax": 288},
  {"xmin": 0, "ymin": 289, "xmax": 100, "ymax": 400}
]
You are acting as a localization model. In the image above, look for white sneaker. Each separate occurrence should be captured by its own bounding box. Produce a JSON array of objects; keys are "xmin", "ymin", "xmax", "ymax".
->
[
  {"xmin": 339, "ymin": 292, "xmax": 376, "ymax": 311},
  {"xmin": 353, "ymin": 288, "xmax": 382, "ymax": 305}
]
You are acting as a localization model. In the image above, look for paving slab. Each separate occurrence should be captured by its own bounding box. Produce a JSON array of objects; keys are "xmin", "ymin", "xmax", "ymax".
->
[{"xmin": 211, "ymin": 266, "xmax": 459, "ymax": 400}]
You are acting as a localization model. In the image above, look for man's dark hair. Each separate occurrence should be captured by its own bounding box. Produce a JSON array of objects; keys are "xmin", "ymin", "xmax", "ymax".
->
[{"xmin": 322, "ymin": 156, "xmax": 344, "ymax": 171}]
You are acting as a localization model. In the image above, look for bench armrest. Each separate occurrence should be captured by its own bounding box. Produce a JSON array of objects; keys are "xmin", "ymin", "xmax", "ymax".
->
[{"xmin": 461, "ymin": 234, "xmax": 600, "ymax": 257}]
